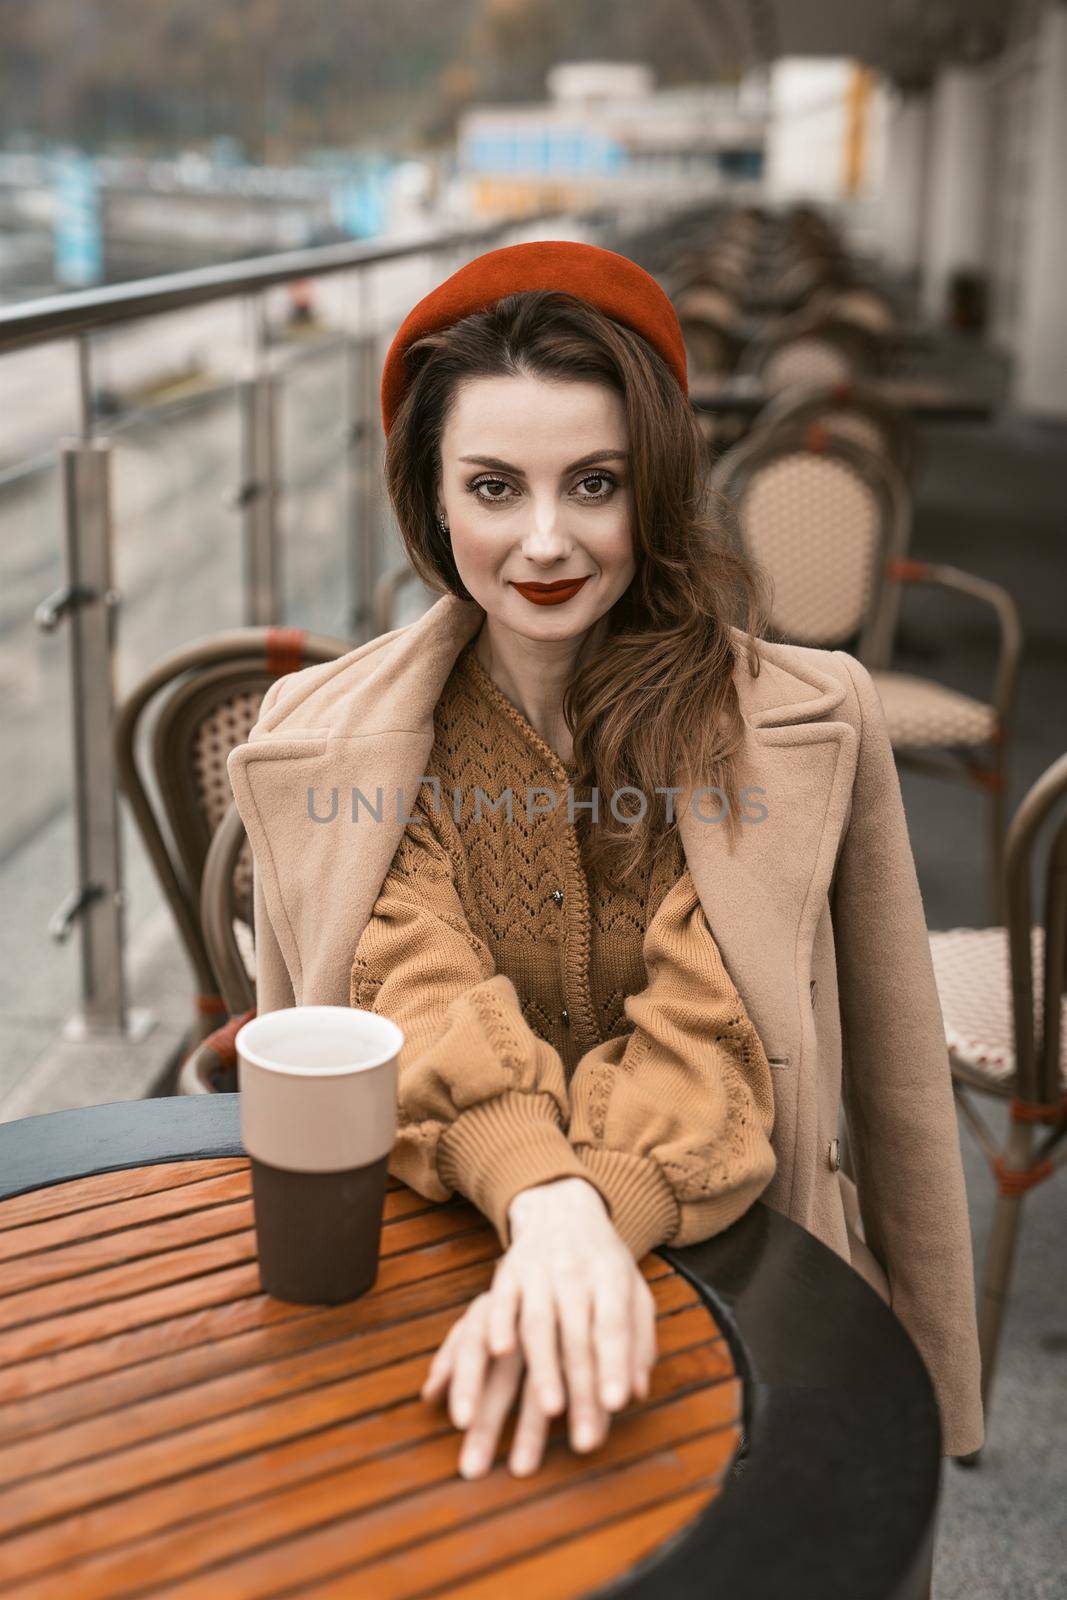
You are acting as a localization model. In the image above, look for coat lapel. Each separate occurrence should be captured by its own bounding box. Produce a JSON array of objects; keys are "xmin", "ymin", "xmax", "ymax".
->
[{"xmin": 229, "ymin": 593, "xmax": 858, "ymax": 1215}]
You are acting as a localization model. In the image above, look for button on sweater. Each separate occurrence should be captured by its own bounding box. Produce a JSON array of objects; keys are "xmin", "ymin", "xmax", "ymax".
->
[{"xmin": 350, "ymin": 638, "xmax": 777, "ymax": 1261}]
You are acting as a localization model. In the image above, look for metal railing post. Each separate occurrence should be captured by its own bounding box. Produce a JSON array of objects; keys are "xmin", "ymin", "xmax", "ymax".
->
[
  {"xmin": 343, "ymin": 268, "xmax": 382, "ymax": 643},
  {"xmin": 343, "ymin": 332, "xmax": 374, "ymax": 643},
  {"xmin": 36, "ymin": 340, "xmax": 151, "ymax": 1039},
  {"xmin": 236, "ymin": 296, "xmax": 283, "ymax": 625}
]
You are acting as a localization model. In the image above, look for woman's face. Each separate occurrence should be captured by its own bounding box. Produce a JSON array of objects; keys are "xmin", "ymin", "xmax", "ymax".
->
[{"xmin": 437, "ymin": 373, "xmax": 635, "ymax": 642}]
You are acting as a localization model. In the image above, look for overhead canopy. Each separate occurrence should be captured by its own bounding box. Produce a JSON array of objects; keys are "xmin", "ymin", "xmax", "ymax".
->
[{"xmin": 695, "ymin": 0, "xmax": 1015, "ymax": 85}]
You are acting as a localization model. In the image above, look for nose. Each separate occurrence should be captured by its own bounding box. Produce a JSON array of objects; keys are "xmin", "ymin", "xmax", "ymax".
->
[{"xmin": 520, "ymin": 493, "xmax": 571, "ymax": 565}]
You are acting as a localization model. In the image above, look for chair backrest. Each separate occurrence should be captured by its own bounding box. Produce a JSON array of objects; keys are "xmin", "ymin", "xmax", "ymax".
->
[
  {"xmin": 812, "ymin": 284, "xmax": 898, "ymax": 336},
  {"xmin": 740, "ymin": 312, "xmax": 887, "ymax": 397},
  {"xmin": 709, "ymin": 425, "xmax": 910, "ymax": 661},
  {"xmin": 673, "ymin": 285, "xmax": 742, "ymax": 330},
  {"xmin": 753, "ymin": 382, "xmax": 919, "ymax": 483},
  {"xmin": 1003, "ymin": 751, "xmax": 1067, "ymax": 1105},
  {"xmin": 201, "ymin": 800, "xmax": 256, "ymax": 1017},
  {"xmin": 678, "ymin": 314, "xmax": 741, "ymax": 379},
  {"xmin": 114, "ymin": 625, "xmax": 349, "ymax": 1022}
]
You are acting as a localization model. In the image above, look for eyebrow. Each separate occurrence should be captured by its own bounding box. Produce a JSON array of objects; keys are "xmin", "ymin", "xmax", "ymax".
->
[{"xmin": 458, "ymin": 450, "xmax": 629, "ymax": 475}]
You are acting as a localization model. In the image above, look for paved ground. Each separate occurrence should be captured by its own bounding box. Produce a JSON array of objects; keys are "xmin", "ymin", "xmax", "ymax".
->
[{"xmin": 0, "ymin": 310, "xmax": 1063, "ymax": 1595}]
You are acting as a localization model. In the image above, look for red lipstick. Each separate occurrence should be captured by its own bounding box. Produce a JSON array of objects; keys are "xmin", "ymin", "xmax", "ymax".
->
[{"xmin": 510, "ymin": 575, "xmax": 592, "ymax": 606}]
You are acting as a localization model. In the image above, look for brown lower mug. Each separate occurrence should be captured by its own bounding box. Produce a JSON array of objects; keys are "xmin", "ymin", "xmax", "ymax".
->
[{"xmin": 249, "ymin": 1151, "xmax": 390, "ymax": 1304}]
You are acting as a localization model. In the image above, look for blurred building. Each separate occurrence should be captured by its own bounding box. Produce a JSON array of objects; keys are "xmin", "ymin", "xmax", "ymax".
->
[{"xmin": 456, "ymin": 61, "xmax": 768, "ymax": 219}]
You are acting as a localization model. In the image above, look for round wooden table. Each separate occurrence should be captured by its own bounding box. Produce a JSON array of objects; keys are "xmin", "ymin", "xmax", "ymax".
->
[{"xmin": 0, "ymin": 1097, "xmax": 940, "ymax": 1599}]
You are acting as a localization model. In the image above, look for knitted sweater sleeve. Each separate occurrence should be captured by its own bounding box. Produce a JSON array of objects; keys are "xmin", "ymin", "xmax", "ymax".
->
[
  {"xmin": 568, "ymin": 868, "xmax": 778, "ymax": 1261},
  {"xmin": 349, "ymin": 799, "xmax": 593, "ymax": 1248}
]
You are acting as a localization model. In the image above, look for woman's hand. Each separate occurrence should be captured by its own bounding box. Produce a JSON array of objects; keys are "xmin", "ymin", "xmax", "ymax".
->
[{"xmin": 420, "ymin": 1176, "xmax": 657, "ymax": 1478}]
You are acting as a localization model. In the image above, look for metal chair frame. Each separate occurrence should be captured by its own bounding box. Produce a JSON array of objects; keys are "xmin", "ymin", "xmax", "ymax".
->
[
  {"xmin": 708, "ymin": 425, "xmax": 911, "ymax": 665},
  {"xmin": 739, "ymin": 310, "xmax": 889, "ymax": 392},
  {"xmin": 711, "ymin": 426, "xmax": 1021, "ymax": 920},
  {"xmin": 754, "ymin": 382, "xmax": 920, "ymax": 485},
  {"xmin": 877, "ymin": 557, "xmax": 1022, "ymax": 922},
  {"xmin": 943, "ymin": 752, "xmax": 1067, "ymax": 1463},
  {"xmin": 114, "ymin": 626, "xmax": 348, "ymax": 1043},
  {"xmin": 177, "ymin": 799, "xmax": 258, "ymax": 1096},
  {"xmin": 677, "ymin": 312, "xmax": 744, "ymax": 379}
]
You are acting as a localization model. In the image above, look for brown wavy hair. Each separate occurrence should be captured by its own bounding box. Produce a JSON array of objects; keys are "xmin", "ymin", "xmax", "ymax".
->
[{"xmin": 384, "ymin": 287, "xmax": 770, "ymax": 887}]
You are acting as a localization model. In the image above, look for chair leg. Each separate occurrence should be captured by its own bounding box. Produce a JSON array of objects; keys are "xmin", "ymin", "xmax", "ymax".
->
[
  {"xmin": 973, "ymin": 1120, "xmax": 1033, "ymax": 1435},
  {"xmin": 987, "ymin": 749, "xmax": 1008, "ymax": 927}
]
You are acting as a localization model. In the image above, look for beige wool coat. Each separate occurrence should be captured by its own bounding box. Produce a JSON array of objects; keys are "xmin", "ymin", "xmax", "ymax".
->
[{"xmin": 227, "ymin": 592, "xmax": 984, "ymax": 1457}]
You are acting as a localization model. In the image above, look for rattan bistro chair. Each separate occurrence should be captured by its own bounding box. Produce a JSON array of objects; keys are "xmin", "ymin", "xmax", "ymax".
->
[
  {"xmin": 710, "ymin": 426, "xmax": 1021, "ymax": 918},
  {"xmin": 114, "ymin": 625, "xmax": 349, "ymax": 1045},
  {"xmin": 754, "ymin": 382, "xmax": 920, "ymax": 485},
  {"xmin": 739, "ymin": 312, "xmax": 888, "ymax": 398},
  {"xmin": 179, "ymin": 800, "xmax": 256, "ymax": 1095},
  {"xmin": 929, "ymin": 751, "xmax": 1067, "ymax": 1462},
  {"xmin": 708, "ymin": 425, "xmax": 909, "ymax": 662}
]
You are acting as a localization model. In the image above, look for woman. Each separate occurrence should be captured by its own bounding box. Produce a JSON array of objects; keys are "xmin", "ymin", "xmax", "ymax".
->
[{"xmin": 228, "ymin": 241, "xmax": 983, "ymax": 1479}]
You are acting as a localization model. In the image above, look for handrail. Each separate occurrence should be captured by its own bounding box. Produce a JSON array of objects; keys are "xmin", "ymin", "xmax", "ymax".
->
[
  {"xmin": 0, "ymin": 210, "xmax": 571, "ymax": 356},
  {"xmin": 0, "ymin": 197, "xmax": 673, "ymax": 1046}
]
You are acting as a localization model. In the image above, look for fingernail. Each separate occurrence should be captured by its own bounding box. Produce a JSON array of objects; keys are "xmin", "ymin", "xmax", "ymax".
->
[
  {"xmin": 511, "ymin": 1452, "xmax": 534, "ymax": 1476},
  {"xmin": 575, "ymin": 1423, "xmax": 596, "ymax": 1450},
  {"xmin": 460, "ymin": 1450, "xmax": 485, "ymax": 1478},
  {"xmin": 541, "ymin": 1386, "xmax": 562, "ymax": 1412},
  {"xmin": 454, "ymin": 1401, "xmax": 471, "ymax": 1427},
  {"xmin": 602, "ymin": 1381, "xmax": 625, "ymax": 1408}
]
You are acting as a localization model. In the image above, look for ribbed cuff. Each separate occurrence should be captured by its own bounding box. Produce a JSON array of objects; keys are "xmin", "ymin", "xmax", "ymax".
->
[
  {"xmin": 437, "ymin": 1091, "xmax": 593, "ymax": 1249},
  {"xmin": 575, "ymin": 1147, "xmax": 679, "ymax": 1262}
]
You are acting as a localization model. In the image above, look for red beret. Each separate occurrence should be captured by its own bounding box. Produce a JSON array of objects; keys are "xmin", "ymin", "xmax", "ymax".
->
[{"xmin": 379, "ymin": 239, "xmax": 688, "ymax": 436}]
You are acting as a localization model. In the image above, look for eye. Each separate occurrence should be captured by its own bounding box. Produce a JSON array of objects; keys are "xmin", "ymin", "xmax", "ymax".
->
[
  {"xmin": 574, "ymin": 472, "xmax": 617, "ymax": 500},
  {"xmin": 463, "ymin": 467, "xmax": 617, "ymax": 505},
  {"xmin": 468, "ymin": 475, "xmax": 517, "ymax": 504}
]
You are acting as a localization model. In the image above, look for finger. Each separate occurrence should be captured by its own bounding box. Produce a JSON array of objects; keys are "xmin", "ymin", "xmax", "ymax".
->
[
  {"xmin": 486, "ymin": 1266, "xmax": 521, "ymax": 1358},
  {"xmin": 458, "ymin": 1349, "xmax": 524, "ymax": 1479},
  {"xmin": 420, "ymin": 1317, "xmax": 463, "ymax": 1400},
  {"xmin": 448, "ymin": 1300, "xmax": 492, "ymax": 1430},
  {"xmin": 518, "ymin": 1274, "xmax": 565, "ymax": 1415},
  {"xmin": 509, "ymin": 1366, "xmax": 551, "ymax": 1478},
  {"xmin": 632, "ymin": 1279, "xmax": 658, "ymax": 1399},
  {"xmin": 591, "ymin": 1278, "xmax": 633, "ymax": 1412},
  {"xmin": 558, "ymin": 1287, "xmax": 608, "ymax": 1452}
]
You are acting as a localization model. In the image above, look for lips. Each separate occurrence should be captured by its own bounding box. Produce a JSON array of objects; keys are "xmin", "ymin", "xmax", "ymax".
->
[{"xmin": 510, "ymin": 575, "xmax": 592, "ymax": 606}]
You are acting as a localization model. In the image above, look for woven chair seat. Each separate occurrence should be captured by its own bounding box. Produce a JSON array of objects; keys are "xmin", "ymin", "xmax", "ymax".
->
[
  {"xmin": 869, "ymin": 671, "xmax": 997, "ymax": 749},
  {"xmin": 929, "ymin": 926, "xmax": 1067, "ymax": 1089}
]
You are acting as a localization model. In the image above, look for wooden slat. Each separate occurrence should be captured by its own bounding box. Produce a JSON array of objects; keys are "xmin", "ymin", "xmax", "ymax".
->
[
  {"xmin": 293, "ymin": 1446, "xmax": 730, "ymax": 1600},
  {"xmin": 0, "ymin": 1248, "xmax": 668, "ymax": 1414},
  {"xmin": 0, "ymin": 1194, "xmax": 479, "ymax": 1302},
  {"xmin": 0, "ymin": 1299, "xmax": 720, "ymax": 1490},
  {"xmin": 0, "ymin": 1161, "xmax": 248, "ymax": 1231},
  {"xmin": 428, "ymin": 1487, "xmax": 715, "ymax": 1600},
  {"xmin": 0, "ymin": 1228, "xmax": 503, "ymax": 1368},
  {"xmin": 0, "ymin": 1350, "xmax": 735, "ymax": 1587},
  {"xmin": 0, "ymin": 1337, "xmax": 724, "ymax": 1540},
  {"xmin": 0, "ymin": 1175, "xmax": 431, "ymax": 1265},
  {"xmin": 0, "ymin": 1271, "xmax": 700, "ymax": 1455},
  {"xmin": 0, "ymin": 1159, "xmax": 736, "ymax": 1600}
]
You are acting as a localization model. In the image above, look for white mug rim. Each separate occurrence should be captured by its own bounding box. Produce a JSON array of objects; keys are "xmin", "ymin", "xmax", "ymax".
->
[{"xmin": 235, "ymin": 1005, "xmax": 403, "ymax": 1079}]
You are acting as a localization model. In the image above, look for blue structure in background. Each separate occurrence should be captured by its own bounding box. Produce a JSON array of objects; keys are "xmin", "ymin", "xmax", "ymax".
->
[
  {"xmin": 53, "ymin": 149, "xmax": 103, "ymax": 287},
  {"xmin": 462, "ymin": 128, "xmax": 626, "ymax": 177},
  {"xmin": 330, "ymin": 157, "xmax": 393, "ymax": 239}
]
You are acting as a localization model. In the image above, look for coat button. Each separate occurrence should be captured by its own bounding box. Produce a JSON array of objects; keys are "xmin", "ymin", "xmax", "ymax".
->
[
  {"xmin": 551, "ymin": 889, "xmax": 564, "ymax": 907},
  {"xmin": 810, "ymin": 978, "xmax": 818, "ymax": 1009},
  {"xmin": 560, "ymin": 1008, "xmax": 570, "ymax": 1027},
  {"xmin": 828, "ymin": 1138, "xmax": 840, "ymax": 1171}
]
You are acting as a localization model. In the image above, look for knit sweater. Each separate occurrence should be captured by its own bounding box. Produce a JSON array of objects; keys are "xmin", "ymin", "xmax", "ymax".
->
[{"xmin": 350, "ymin": 637, "xmax": 777, "ymax": 1261}]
